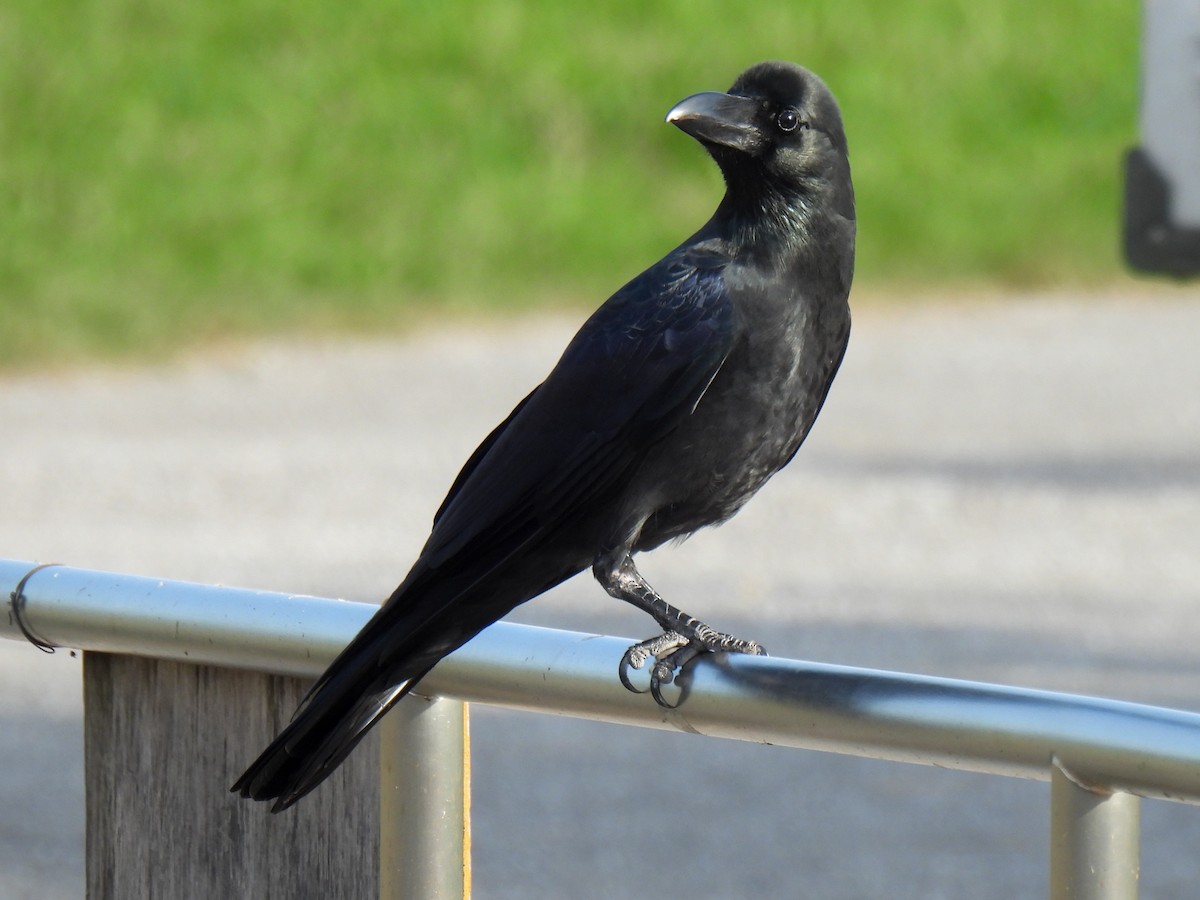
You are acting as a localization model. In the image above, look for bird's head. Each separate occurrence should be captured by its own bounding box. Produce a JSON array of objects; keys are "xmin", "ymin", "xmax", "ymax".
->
[{"xmin": 667, "ymin": 61, "xmax": 854, "ymax": 244}]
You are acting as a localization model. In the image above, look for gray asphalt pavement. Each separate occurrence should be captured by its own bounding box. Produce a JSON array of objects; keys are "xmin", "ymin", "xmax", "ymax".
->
[{"xmin": 2, "ymin": 291, "xmax": 1198, "ymax": 898}]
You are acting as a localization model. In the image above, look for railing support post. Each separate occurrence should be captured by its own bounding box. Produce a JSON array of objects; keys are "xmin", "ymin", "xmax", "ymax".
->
[
  {"xmin": 379, "ymin": 695, "xmax": 471, "ymax": 900},
  {"xmin": 1050, "ymin": 762, "xmax": 1140, "ymax": 900}
]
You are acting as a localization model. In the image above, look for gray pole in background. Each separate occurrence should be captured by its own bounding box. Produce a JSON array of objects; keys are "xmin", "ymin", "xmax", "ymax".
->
[{"xmin": 1124, "ymin": 0, "xmax": 1200, "ymax": 274}]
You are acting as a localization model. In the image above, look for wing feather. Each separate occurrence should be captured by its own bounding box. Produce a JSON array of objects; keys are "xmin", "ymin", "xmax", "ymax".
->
[{"xmin": 423, "ymin": 246, "xmax": 735, "ymax": 570}]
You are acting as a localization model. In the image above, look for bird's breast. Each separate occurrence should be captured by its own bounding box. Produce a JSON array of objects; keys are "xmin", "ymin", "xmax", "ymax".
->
[{"xmin": 630, "ymin": 294, "xmax": 849, "ymax": 548}]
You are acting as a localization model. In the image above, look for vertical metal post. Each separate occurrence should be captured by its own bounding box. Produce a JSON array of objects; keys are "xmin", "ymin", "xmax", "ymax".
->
[
  {"xmin": 379, "ymin": 695, "xmax": 471, "ymax": 900},
  {"xmin": 1050, "ymin": 763, "xmax": 1140, "ymax": 900}
]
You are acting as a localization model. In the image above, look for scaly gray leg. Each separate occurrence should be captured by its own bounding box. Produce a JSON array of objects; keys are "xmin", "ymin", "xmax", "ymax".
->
[{"xmin": 593, "ymin": 551, "xmax": 766, "ymax": 705}]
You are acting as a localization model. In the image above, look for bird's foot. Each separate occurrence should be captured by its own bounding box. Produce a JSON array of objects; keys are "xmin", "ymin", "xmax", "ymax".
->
[{"xmin": 619, "ymin": 624, "xmax": 766, "ymax": 707}]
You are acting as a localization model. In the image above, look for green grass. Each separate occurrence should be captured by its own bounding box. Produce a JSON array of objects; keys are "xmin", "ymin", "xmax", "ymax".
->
[{"xmin": 1, "ymin": 0, "xmax": 1139, "ymax": 366}]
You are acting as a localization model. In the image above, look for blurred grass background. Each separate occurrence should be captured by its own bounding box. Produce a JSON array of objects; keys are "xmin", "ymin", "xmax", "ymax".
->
[{"xmin": 2, "ymin": 0, "xmax": 1139, "ymax": 367}]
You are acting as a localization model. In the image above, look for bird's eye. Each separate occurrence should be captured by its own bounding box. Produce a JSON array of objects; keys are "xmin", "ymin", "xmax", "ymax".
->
[{"xmin": 775, "ymin": 108, "xmax": 804, "ymax": 133}]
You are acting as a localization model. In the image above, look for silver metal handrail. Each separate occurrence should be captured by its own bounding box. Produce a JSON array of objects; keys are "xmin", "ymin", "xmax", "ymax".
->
[{"xmin": 4, "ymin": 558, "xmax": 1194, "ymax": 899}]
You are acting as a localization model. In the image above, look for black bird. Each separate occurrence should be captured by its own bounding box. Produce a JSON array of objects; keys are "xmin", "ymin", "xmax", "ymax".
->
[{"xmin": 234, "ymin": 60, "xmax": 854, "ymax": 811}]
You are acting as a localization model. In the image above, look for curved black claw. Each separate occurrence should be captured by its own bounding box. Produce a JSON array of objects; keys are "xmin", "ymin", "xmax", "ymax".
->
[{"xmin": 648, "ymin": 644, "xmax": 702, "ymax": 707}]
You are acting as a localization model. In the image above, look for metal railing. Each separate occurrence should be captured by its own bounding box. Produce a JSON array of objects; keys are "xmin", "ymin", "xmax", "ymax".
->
[{"xmin": 4, "ymin": 558, "xmax": 1199, "ymax": 899}]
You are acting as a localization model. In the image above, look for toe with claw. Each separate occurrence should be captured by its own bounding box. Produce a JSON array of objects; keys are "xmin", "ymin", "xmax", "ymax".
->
[{"xmin": 618, "ymin": 626, "xmax": 767, "ymax": 706}]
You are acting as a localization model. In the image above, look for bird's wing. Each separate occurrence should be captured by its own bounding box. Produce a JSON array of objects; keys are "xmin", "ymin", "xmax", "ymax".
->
[
  {"xmin": 233, "ymin": 247, "xmax": 740, "ymax": 809},
  {"xmin": 431, "ymin": 385, "xmax": 539, "ymax": 528},
  {"xmin": 423, "ymin": 245, "xmax": 736, "ymax": 571}
]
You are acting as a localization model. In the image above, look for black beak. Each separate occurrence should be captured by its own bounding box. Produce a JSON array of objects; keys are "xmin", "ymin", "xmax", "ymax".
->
[{"xmin": 666, "ymin": 91, "xmax": 764, "ymax": 154}]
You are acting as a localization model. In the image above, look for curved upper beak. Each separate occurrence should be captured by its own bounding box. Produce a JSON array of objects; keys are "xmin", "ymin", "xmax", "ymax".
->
[{"xmin": 666, "ymin": 91, "xmax": 764, "ymax": 154}]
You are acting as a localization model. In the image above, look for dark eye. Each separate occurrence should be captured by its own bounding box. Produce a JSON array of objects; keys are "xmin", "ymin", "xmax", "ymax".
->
[{"xmin": 775, "ymin": 108, "xmax": 804, "ymax": 133}]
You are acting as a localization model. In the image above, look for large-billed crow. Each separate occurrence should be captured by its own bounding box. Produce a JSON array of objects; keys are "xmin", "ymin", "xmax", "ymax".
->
[{"xmin": 235, "ymin": 60, "xmax": 854, "ymax": 810}]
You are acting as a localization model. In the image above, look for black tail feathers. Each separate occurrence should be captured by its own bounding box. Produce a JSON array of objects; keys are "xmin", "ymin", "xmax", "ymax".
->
[{"xmin": 232, "ymin": 671, "xmax": 421, "ymax": 812}]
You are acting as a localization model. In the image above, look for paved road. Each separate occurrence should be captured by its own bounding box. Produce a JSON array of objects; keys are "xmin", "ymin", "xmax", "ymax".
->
[{"xmin": 2, "ymin": 292, "xmax": 1198, "ymax": 898}]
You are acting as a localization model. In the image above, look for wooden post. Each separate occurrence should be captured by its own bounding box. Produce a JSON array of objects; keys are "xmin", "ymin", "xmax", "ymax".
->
[{"xmin": 84, "ymin": 652, "xmax": 379, "ymax": 899}]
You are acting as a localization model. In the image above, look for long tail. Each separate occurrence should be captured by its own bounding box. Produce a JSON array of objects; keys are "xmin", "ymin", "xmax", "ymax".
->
[
  {"xmin": 231, "ymin": 575, "xmax": 464, "ymax": 811},
  {"xmin": 234, "ymin": 523, "xmax": 570, "ymax": 810}
]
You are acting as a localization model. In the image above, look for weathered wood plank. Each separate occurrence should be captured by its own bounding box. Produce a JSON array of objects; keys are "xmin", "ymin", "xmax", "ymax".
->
[{"xmin": 84, "ymin": 652, "xmax": 378, "ymax": 899}]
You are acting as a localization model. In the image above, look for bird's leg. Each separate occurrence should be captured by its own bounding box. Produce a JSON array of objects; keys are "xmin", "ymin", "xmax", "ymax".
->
[{"xmin": 592, "ymin": 551, "xmax": 766, "ymax": 705}]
